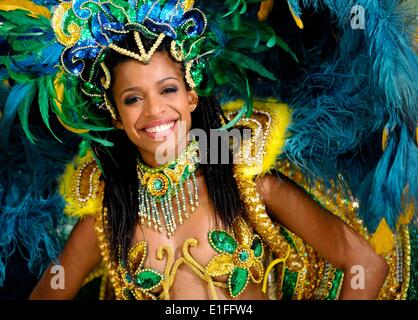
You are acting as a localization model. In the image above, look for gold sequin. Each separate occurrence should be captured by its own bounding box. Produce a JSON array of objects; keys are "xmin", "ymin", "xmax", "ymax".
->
[{"xmin": 52, "ymin": 3, "xmax": 81, "ymax": 47}]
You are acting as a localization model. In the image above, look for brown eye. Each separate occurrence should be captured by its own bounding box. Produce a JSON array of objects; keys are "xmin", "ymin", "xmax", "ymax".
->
[
  {"xmin": 162, "ymin": 87, "xmax": 178, "ymax": 94},
  {"xmin": 124, "ymin": 96, "xmax": 142, "ymax": 105}
]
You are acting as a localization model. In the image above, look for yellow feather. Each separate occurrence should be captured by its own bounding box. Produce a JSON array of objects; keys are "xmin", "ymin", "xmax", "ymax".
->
[
  {"xmin": 260, "ymin": 100, "xmax": 292, "ymax": 173},
  {"xmin": 222, "ymin": 98, "xmax": 292, "ymax": 177},
  {"xmin": 257, "ymin": 0, "xmax": 274, "ymax": 22},
  {"xmin": 54, "ymin": 72, "xmax": 90, "ymax": 134},
  {"xmin": 382, "ymin": 126, "xmax": 388, "ymax": 151},
  {"xmin": 222, "ymin": 100, "xmax": 244, "ymax": 113},
  {"xmin": 59, "ymin": 153, "xmax": 102, "ymax": 219},
  {"xmin": 0, "ymin": 0, "xmax": 51, "ymax": 18},
  {"xmin": 398, "ymin": 201, "xmax": 415, "ymax": 225},
  {"xmin": 369, "ymin": 219, "xmax": 395, "ymax": 255},
  {"xmin": 287, "ymin": 1, "xmax": 304, "ymax": 29}
]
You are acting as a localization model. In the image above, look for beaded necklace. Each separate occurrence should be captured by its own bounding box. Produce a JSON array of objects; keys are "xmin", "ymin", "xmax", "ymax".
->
[{"xmin": 136, "ymin": 140, "xmax": 200, "ymax": 237}]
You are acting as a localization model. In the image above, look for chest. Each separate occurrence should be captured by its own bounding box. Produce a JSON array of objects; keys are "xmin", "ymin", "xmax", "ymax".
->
[
  {"xmin": 117, "ymin": 198, "xmax": 267, "ymax": 300},
  {"xmin": 133, "ymin": 196, "xmax": 225, "ymax": 274},
  {"xmin": 105, "ymin": 170, "xmax": 268, "ymax": 299}
]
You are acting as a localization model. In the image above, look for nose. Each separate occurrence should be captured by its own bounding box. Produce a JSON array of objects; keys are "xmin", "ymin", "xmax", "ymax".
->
[{"xmin": 141, "ymin": 93, "xmax": 165, "ymax": 118}]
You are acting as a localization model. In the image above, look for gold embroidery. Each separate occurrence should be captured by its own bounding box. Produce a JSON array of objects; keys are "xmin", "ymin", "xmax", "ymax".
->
[
  {"xmin": 95, "ymin": 211, "xmax": 266, "ymax": 300},
  {"xmin": 227, "ymin": 109, "xmax": 303, "ymax": 272}
]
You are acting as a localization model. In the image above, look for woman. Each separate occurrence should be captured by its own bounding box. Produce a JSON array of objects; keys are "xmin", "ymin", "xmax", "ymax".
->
[
  {"xmin": 0, "ymin": 0, "xmax": 415, "ymax": 300},
  {"xmin": 28, "ymin": 32, "xmax": 388, "ymax": 299}
]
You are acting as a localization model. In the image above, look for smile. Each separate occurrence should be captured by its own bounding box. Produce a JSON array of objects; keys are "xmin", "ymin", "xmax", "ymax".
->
[
  {"xmin": 141, "ymin": 119, "xmax": 178, "ymax": 140},
  {"xmin": 144, "ymin": 121, "xmax": 175, "ymax": 133}
]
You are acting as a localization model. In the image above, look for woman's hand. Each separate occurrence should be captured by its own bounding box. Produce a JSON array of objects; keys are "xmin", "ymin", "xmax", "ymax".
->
[
  {"xmin": 29, "ymin": 216, "xmax": 102, "ymax": 300},
  {"xmin": 256, "ymin": 173, "xmax": 389, "ymax": 299}
]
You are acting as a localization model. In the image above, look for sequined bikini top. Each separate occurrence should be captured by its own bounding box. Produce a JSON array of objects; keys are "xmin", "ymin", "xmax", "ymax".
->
[{"xmin": 95, "ymin": 207, "xmax": 267, "ymax": 300}]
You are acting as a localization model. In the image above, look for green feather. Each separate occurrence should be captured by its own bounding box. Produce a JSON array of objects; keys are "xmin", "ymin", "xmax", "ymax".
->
[
  {"xmin": 17, "ymin": 80, "xmax": 37, "ymax": 143},
  {"xmin": 38, "ymin": 76, "xmax": 61, "ymax": 142},
  {"xmin": 224, "ymin": 50, "xmax": 277, "ymax": 80}
]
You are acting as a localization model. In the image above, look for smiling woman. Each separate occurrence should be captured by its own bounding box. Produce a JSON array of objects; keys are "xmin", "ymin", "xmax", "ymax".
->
[
  {"xmin": 108, "ymin": 41, "xmax": 198, "ymax": 166},
  {"xmin": 0, "ymin": 0, "xmax": 416, "ymax": 301},
  {"xmin": 28, "ymin": 31, "xmax": 389, "ymax": 300}
]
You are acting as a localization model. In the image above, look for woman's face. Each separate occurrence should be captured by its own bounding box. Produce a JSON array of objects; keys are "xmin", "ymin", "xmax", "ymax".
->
[{"xmin": 111, "ymin": 51, "xmax": 198, "ymax": 167}]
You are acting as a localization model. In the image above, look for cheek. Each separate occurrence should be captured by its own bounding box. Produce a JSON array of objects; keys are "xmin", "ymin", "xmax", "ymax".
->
[
  {"xmin": 176, "ymin": 95, "xmax": 193, "ymax": 122},
  {"xmin": 177, "ymin": 107, "xmax": 192, "ymax": 134},
  {"xmin": 118, "ymin": 106, "xmax": 140, "ymax": 127},
  {"xmin": 118, "ymin": 107, "xmax": 142, "ymax": 140}
]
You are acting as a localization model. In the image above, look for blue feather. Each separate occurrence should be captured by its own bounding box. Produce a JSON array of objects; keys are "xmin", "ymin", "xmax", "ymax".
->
[
  {"xmin": 358, "ymin": 125, "xmax": 418, "ymax": 230},
  {"xmin": 287, "ymin": 0, "xmax": 302, "ymax": 16},
  {"xmin": 278, "ymin": 0, "xmax": 418, "ymax": 232},
  {"xmin": 0, "ymin": 122, "xmax": 80, "ymax": 285},
  {"xmin": 0, "ymin": 82, "xmax": 36, "ymax": 147}
]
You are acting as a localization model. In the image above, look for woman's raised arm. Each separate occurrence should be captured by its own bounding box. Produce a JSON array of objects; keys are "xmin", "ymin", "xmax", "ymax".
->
[{"xmin": 256, "ymin": 173, "xmax": 389, "ymax": 299}]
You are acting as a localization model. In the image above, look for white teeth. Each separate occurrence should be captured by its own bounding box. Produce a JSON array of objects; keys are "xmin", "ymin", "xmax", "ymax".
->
[{"xmin": 145, "ymin": 121, "xmax": 175, "ymax": 133}]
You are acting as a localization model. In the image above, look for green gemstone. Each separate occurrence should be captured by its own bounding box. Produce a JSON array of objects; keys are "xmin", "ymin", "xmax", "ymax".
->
[
  {"xmin": 119, "ymin": 259, "xmax": 126, "ymax": 268},
  {"xmin": 82, "ymin": 82, "xmax": 95, "ymax": 91},
  {"xmin": 153, "ymin": 178, "xmax": 163, "ymax": 191},
  {"xmin": 92, "ymin": 96, "xmax": 103, "ymax": 105},
  {"xmin": 168, "ymin": 162, "xmax": 176, "ymax": 170},
  {"xmin": 208, "ymin": 231, "xmax": 238, "ymax": 254},
  {"xmin": 181, "ymin": 165, "xmax": 190, "ymax": 181},
  {"xmin": 125, "ymin": 273, "xmax": 133, "ymax": 284},
  {"xmin": 251, "ymin": 236, "xmax": 263, "ymax": 258},
  {"xmin": 135, "ymin": 270, "xmax": 163, "ymax": 290},
  {"xmin": 98, "ymin": 51, "xmax": 108, "ymax": 63},
  {"xmin": 239, "ymin": 250, "xmax": 249, "ymax": 262},
  {"xmin": 229, "ymin": 268, "xmax": 249, "ymax": 298},
  {"xmin": 82, "ymin": 81, "xmax": 101, "ymax": 94}
]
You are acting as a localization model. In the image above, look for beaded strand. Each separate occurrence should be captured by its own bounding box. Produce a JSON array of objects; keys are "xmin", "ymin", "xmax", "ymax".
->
[{"xmin": 136, "ymin": 140, "xmax": 200, "ymax": 238}]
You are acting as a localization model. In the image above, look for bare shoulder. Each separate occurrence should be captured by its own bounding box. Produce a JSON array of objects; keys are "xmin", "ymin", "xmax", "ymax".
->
[
  {"xmin": 255, "ymin": 172, "xmax": 289, "ymax": 204},
  {"xmin": 63, "ymin": 216, "xmax": 101, "ymax": 264},
  {"xmin": 70, "ymin": 216, "xmax": 98, "ymax": 243}
]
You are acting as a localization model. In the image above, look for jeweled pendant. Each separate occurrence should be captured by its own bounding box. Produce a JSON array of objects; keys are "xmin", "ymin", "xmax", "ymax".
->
[{"xmin": 136, "ymin": 140, "xmax": 200, "ymax": 238}]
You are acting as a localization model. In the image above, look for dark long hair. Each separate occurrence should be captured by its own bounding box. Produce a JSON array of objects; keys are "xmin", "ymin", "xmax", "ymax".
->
[{"xmin": 91, "ymin": 34, "xmax": 245, "ymax": 262}]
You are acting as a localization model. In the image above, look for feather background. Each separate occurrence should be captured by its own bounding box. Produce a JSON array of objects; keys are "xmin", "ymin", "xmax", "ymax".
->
[
  {"xmin": 0, "ymin": 0, "xmax": 81, "ymax": 286},
  {"xmin": 224, "ymin": 0, "xmax": 418, "ymax": 234}
]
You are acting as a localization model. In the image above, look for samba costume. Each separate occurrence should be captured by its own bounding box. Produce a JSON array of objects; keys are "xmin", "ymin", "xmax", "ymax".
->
[{"xmin": 0, "ymin": 0, "xmax": 417, "ymax": 300}]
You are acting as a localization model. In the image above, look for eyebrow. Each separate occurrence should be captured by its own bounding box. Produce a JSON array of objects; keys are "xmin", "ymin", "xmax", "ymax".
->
[{"xmin": 119, "ymin": 77, "xmax": 179, "ymax": 98}]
